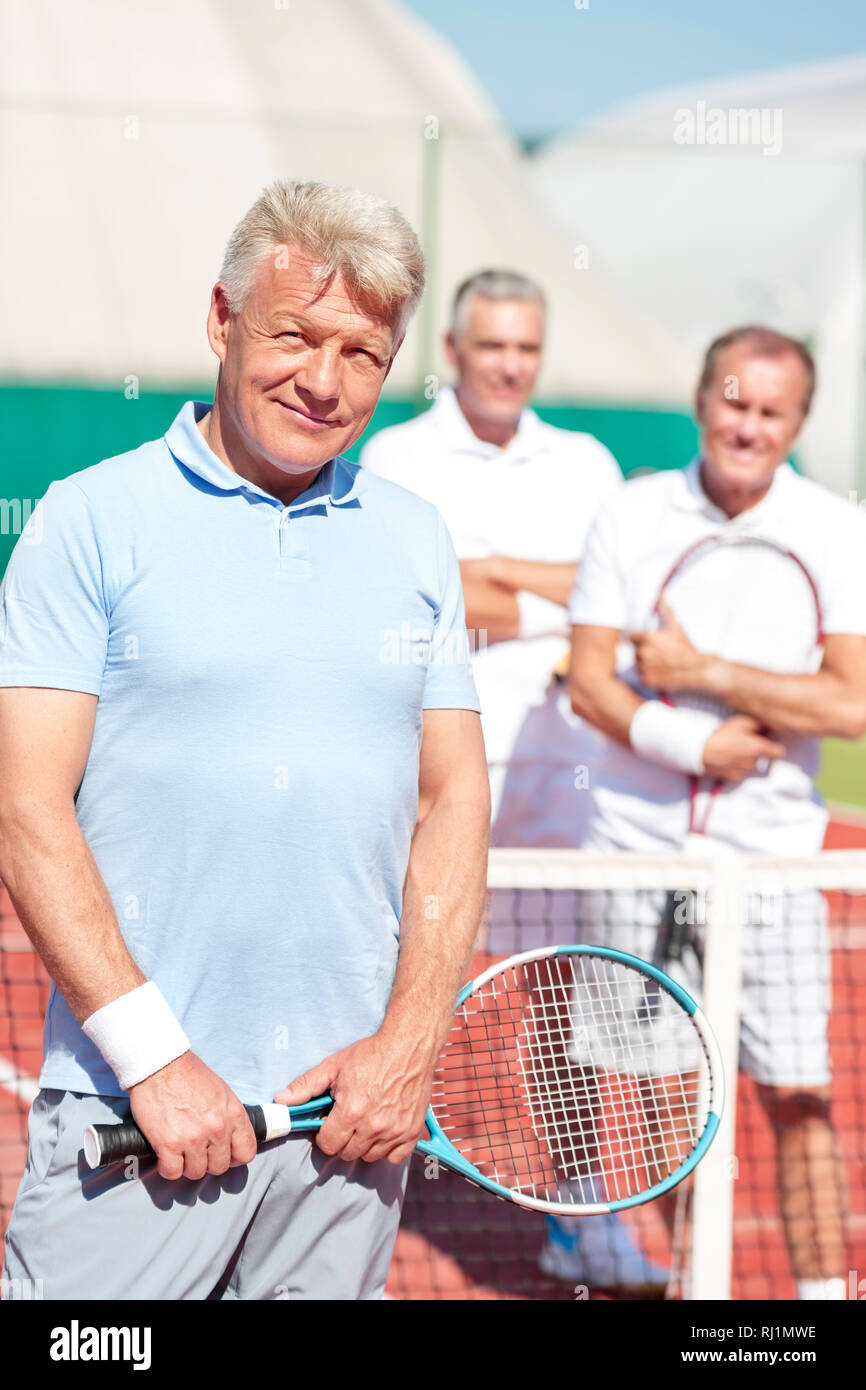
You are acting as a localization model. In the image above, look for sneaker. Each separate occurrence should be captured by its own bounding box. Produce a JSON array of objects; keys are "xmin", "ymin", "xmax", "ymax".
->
[{"xmin": 538, "ymin": 1213, "xmax": 670, "ymax": 1291}]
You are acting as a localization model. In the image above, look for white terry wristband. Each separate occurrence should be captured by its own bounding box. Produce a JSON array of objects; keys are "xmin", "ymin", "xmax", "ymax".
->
[
  {"xmin": 516, "ymin": 589, "xmax": 569, "ymax": 640},
  {"xmin": 629, "ymin": 701, "xmax": 722, "ymax": 776},
  {"xmin": 82, "ymin": 982, "xmax": 191, "ymax": 1090}
]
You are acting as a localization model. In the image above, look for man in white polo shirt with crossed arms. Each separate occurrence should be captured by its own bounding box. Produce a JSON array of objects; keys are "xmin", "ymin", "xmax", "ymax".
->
[
  {"xmin": 565, "ymin": 325, "xmax": 866, "ymax": 1300},
  {"xmin": 362, "ymin": 269, "xmax": 621, "ymax": 850}
]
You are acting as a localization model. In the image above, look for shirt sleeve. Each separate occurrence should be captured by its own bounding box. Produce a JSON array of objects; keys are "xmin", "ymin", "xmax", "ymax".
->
[
  {"xmin": 819, "ymin": 503, "xmax": 866, "ymax": 636},
  {"xmin": 422, "ymin": 513, "xmax": 481, "ymax": 712},
  {"xmin": 0, "ymin": 479, "xmax": 109, "ymax": 694},
  {"xmin": 567, "ymin": 495, "xmax": 628, "ymax": 630},
  {"xmin": 590, "ymin": 439, "xmax": 624, "ymax": 505}
]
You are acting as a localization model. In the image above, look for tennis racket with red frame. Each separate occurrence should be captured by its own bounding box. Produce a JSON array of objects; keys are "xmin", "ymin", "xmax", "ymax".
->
[{"xmin": 652, "ymin": 531, "xmax": 823, "ymax": 840}]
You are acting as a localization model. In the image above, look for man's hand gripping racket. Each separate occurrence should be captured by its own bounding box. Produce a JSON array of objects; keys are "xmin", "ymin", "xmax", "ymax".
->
[
  {"xmin": 84, "ymin": 945, "xmax": 724, "ymax": 1218},
  {"xmin": 633, "ymin": 533, "xmax": 822, "ymax": 837}
]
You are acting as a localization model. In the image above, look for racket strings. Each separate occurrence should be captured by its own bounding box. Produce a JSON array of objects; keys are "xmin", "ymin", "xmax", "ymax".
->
[
  {"xmin": 431, "ymin": 954, "xmax": 712, "ymax": 1208},
  {"xmin": 528, "ymin": 955, "xmax": 700, "ymax": 1198},
  {"xmin": 660, "ymin": 536, "xmax": 822, "ymax": 681}
]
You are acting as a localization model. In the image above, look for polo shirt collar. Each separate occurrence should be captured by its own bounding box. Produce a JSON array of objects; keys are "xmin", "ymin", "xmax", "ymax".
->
[
  {"xmin": 430, "ymin": 385, "xmax": 549, "ymax": 462},
  {"xmin": 674, "ymin": 455, "xmax": 795, "ymax": 527},
  {"xmin": 164, "ymin": 400, "xmax": 361, "ymax": 509}
]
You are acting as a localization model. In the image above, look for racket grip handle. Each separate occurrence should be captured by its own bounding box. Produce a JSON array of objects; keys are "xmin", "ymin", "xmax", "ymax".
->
[{"xmin": 83, "ymin": 1103, "xmax": 279, "ymax": 1171}]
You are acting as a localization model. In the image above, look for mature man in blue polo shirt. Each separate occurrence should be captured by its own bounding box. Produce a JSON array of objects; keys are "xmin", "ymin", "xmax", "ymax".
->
[{"xmin": 0, "ymin": 179, "xmax": 489, "ymax": 1300}]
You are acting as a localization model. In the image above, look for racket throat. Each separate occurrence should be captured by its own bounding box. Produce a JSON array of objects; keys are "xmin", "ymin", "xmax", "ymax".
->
[
  {"xmin": 415, "ymin": 1126, "xmax": 516, "ymax": 1204},
  {"xmin": 688, "ymin": 779, "xmax": 723, "ymax": 838}
]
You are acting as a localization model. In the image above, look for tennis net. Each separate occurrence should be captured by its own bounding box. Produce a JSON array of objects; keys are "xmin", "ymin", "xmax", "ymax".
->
[{"xmin": 2, "ymin": 849, "xmax": 865, "ymax": 1301}]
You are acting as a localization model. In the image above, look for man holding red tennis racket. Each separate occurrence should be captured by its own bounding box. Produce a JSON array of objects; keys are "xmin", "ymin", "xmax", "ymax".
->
[{"xmin": 560, "ymin": 326, "xmax": 866, "ymax": 1300}]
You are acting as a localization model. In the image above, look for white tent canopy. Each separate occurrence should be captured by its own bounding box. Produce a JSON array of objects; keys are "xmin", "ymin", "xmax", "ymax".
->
[
  {"xmin": 0, "ymin": 0, "xmax": 692, "ymax": 404},
  {"xmin": 529, "ymin": 55, "xmax": 866, "ymax": 495}
]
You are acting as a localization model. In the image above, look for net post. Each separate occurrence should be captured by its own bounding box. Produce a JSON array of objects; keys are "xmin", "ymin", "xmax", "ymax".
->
[{"xmin": 689, "ymin": 850, "xmax": 746, "ymax": 1300}]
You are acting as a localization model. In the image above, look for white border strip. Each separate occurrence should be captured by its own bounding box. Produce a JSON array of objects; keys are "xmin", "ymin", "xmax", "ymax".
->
[
  {"xmin": 0, "ymin": 1055, "xmax": 39, "ymax": 1104},
  {"xmin": 690, "ymin": 856, "xmax": 745, "ymax": 1300},
  {"xmin": 488, "ymin": 847, "xmax": 866, "ymax": 893}
]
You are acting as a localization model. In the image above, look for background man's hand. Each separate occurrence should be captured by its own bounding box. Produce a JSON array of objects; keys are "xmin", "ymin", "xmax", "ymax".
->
[
  {"xmin": 129, "ymin": 1051, "xmax": 257, "ymax": 1181},
  {"xmin": 631, "ymin": 598, "xmax": 707, "ymax": 692},
  {"xmin": 701, "ymin": 714, "xmax": 786, "ymax": 783},
  {"xmin": 275, "ymin": 1030, "xmax": 435, "ymax": 1166}
]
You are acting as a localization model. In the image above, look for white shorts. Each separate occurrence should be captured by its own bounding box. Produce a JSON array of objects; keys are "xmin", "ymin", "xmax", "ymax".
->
[
  {"xmin": 575, "ymin": 887, "xmax": 831, "ymax": 1089},
  {"xmin": 484, "ymin": 886, "xmax": 831, "ymax": 1089}
]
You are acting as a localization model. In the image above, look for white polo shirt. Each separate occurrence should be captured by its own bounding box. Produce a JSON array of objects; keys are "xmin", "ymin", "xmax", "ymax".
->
[
  {"xmin": 361, "ymin": 386, "xmax": 622, "ymax": 844},
  {"xmin": 568, "ymin": 459, "xmax": 866, "ymax": 854}
]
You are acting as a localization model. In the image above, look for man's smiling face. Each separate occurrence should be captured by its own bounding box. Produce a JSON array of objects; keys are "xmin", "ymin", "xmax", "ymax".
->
[
  {"xmin": 697, "ymin": 343, "xmax": 810, "ymax": 505},
  {"xmin": 205, "ymin": 245, "xmax": 399, "ymax": 494},
  {"xmin": 446, "ymin": 295, "xmax": 544, "ymax": 427}
]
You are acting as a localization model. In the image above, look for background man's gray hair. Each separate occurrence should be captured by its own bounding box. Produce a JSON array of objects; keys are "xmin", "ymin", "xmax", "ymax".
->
[
  {"xmin": 450, "ymin": 270, "xmax": 546, "ymax": 341},
  {"xmin": 699, "ymin": 325, "xmax": 817, "ymax": 416},
  {"xmin": 219, "ymin": 180, "xmax": 426, "ymax": 344}
]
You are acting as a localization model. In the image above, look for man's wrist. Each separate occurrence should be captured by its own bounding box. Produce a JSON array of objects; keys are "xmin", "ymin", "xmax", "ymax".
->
[
  {"xmin": 629, "ymin": 700, "xmax": 722, "ymax": 775},
  {"xmin": 701, "ymin": 655, "xmax": 734, "ymax": 701},
  {"xmin": 485, "ymin": 555, "xmax": 510, "ymax": 588},
  {"xmin": 378, "ymin": 1001, "xmax": 449, "ymax": 1062},
  {"xmin": 82, "ymin": 981, "xmax": 191, "ymax": 1091}
]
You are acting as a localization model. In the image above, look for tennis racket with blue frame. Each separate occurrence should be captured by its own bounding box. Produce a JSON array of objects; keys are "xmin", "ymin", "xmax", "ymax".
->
[{"xmin": 83, "ymin": 944, "xmax": 723, "ymax": 1216}]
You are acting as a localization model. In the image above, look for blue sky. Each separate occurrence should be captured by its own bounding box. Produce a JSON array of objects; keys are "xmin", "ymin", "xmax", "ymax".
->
[{"xmin": 405, "ymin": 0, "xmax": 866, "ymax": 141}]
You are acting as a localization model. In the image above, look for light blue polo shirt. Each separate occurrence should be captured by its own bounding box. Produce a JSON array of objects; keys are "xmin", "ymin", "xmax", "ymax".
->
[{"xmin": 0, "ymin": 401, "xmax": 480, "ymax": 1100}]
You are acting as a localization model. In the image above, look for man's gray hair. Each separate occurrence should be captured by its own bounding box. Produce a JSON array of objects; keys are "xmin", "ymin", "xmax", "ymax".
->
[
  {"xmin": 449, "ymin": 270, "xmax": 546, "ymax": 341},
  {"xmin": 218, "ymin": 179, "xmax": 426, "ymax": 344}
]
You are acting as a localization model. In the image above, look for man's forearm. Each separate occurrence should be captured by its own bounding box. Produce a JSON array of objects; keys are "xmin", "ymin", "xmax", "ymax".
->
[
  {"xmin": 488, "ymin": 557, "xmax": 577, "ymax": 608},
  {"xmin": 0, "ymin": 806, "xmax": 144, "ymax": 1020},
  {"xmin": 634, "ymin": 620, "xmax": 866, "ymax": 739},
  {"xmin": 381, "ymin": 793, "xmax": 490, "ymax": 1061},
  {"xmin": 569, "ymin": 670, "xmax": 642, "ymax": 747},
  {"xmin": 460, "ymin": 578, "xmax": 520, "ymax": 645},
  {"xmin": 701, "ymin": 660, "xmax": 866, "ymax": 738},
  {"xmin": 459, "ymin": 559, "xmax": 577, "ymax": 643}
]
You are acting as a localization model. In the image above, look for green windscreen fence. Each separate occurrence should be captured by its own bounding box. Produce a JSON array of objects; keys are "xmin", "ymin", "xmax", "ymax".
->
[{"xmin": 0, "ymin": 383, "xmax": 699, "ymax": 577}]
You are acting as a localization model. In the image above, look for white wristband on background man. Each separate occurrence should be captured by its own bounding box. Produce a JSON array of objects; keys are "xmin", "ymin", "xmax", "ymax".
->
[
  {"xmin": 629, "ymin": 700, "xmax": 722, "ymax": 776},
  {"xmin": 516, "ymin": 589, "xmax": 570, "ymax": 641},
  {"xmin": 82, "ymin": 981, "xmax": 191, "ymax": 1090}
]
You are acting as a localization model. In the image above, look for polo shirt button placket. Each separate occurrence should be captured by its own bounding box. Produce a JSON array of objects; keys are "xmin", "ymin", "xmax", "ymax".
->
[{"xmin": 276, "ymin": 505, "xmax": 312, "ymax": 577}]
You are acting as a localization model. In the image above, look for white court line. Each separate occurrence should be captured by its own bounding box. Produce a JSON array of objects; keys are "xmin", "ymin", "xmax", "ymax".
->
[
  {"xmin": 0, "ymin": 1055, "xmax": 39, "ymax": 1104},
  {"xmin": 827, "ymin": 801, "xmax": 866, "ymax": 830}
]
